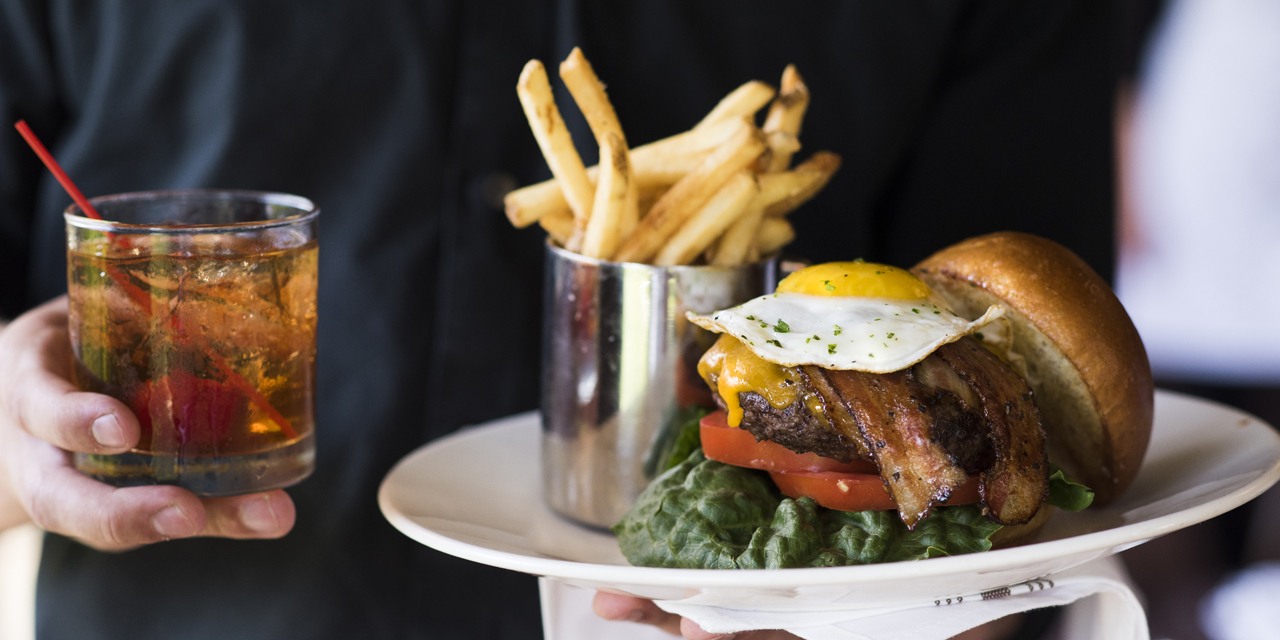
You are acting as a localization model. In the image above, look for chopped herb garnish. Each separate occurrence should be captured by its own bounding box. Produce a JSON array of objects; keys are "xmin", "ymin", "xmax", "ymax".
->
[
  {"xmin": 766, "ymin": 339, "xmax": 782, "ymax": 348},
  {"xmin": 827, "ymin": 344, "xmax": 837, "ymax": 354},
  {"xmin": 774, "ymin": 319, "xmax": 791, "ymax": 333},
  {"xmin": 833, "ymin": 324, "xmax": 843, "ymax": 336}
]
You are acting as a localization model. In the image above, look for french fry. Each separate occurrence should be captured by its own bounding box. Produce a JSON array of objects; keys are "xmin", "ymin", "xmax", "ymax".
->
[
  {"xmin": 654, "ymin": 171, "xmax": 758, "ymax": 266},
  {"xmin": 613, "ymin": 121, "xmax": 767, "ymax": 264},
  {"xmin": 517, "ymin": 60, "xmax": 594, "ymax": 249},
  {"xmin": 558, "ymin": 48, "xmax": 641, "ymax": 249},
  {"xmin": 754, "ymin": 217, "xmax": 796, "ymax": 256},
  {"xmin": 581, "ymin": 132, "xmax": 629, "ymax": 260},
  {"xmin": 636, "ymin": 184, "xmax": 666, "ymax": 217},
  {"xmin": 694, "ymin": 81, "xmax": 776, "ymax": 130},
  {"xmin": 755, "ymin": 131, "xmax": 798, "ymax": 173},
  {"xmin": 713, "ymin": 149, "xmax": 830, "ymax": 265},
  {"xmin": 703, "ymin": 236, "xmax": 722, "ymax": 264},
  {"xmin": 712, "ymin": 199, "xmax": 767, "ymax": 266},
  {"xmin": 539, "ymin": 208, "xmax": 575, "ymax": 246},
  {"xmin": 761, "ymin": 151, "xmax": 841, "ymax": 217},
  {"xmin": 503, "ymin": 117, "xmax": 744, "ymax": 228},
  {"xmin": 559, "ymin": 47, "xmax": 627, "ymax": 144},
  {"xmin": 620, "ymin": 173, "xmax": 640, "ymax": 242},
  {"xmin": 508, "ymin": 59, "xmax": 837, "ymax": 264},
  {"xmin": 762, "ymin": 65, "xmax": 811, "ymax": 172}
]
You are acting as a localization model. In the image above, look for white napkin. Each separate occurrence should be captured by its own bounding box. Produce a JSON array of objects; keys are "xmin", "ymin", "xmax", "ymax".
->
[{"xmin": 539, "ymin": 555, "xmax": 1149, "ymax": 640}]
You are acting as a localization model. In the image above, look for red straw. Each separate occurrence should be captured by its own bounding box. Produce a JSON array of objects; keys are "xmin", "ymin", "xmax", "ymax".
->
[
  {"xmin": 13, "ymin": 119, "xmax": 299, "ymax": 440},
  {"xmin": 13, "ymin": 121, "xmax": 102, "ymax": 220}
]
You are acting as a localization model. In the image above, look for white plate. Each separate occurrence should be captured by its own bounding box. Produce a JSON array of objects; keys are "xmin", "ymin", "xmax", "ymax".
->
[{"xmin": 379, "ymin": 391, "xmax": 1280, "ymax": 607}]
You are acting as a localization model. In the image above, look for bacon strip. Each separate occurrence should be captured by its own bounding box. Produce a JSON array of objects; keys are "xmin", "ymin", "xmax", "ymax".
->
[
  {"xmin": 933, "ymin": 338, "xmax": 1048, "ymax": 525},
  {"xmin": 803, "ymin": 366, "xmax": 969, "ymax": 528},
  {"xmin": 798, "ymin": 367, "xmax": 872, "ymax": 460}
]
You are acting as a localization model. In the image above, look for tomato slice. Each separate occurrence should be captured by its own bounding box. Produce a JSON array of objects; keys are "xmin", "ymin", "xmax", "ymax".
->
[
  {"xmin": 700, "ymin": 410, "xmax": 877, "ymax": 474},
  {"xmin": 699, "ymin": 410, "xmax": 982, "ymax": 512},
  {"xmin": 770, "ymin": 469, "xmax": 982, "ymax": 512}
]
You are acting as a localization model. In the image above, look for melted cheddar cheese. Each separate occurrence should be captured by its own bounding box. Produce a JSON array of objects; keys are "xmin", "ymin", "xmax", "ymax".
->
[{"xmin": 698, "ymin": 334, "xmax": 804, "ymax": 427}]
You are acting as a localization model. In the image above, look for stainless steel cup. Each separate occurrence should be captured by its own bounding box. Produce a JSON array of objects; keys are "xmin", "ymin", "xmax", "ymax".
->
[{"xmin": 541, "ymin": 243, "xmax": 778, "ymax": 528}]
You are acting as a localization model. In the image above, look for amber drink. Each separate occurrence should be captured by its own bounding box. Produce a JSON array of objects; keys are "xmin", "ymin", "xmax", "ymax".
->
[{"xmin": 65, "ymin": 191, "xmax": 318, "ymax": 496}]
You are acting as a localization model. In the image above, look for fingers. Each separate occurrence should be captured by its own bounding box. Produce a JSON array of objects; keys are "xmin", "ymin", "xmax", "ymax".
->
[
  {"xmin": 9, "ymin": 367, "xmax": 140, "ymax": 454},
  {"xmin": 0, "ymin": 297, "xmax": 140, "ymax": 454},
  {"xmin": 0, "ymin": 297, "xmax": 296, "ymax": 550},
  {"xmin": 593, "ymin": 592, "xmax": 800, "ymax": 640},
  {"xmin": 9, "ymin": 426, "xmax": 294, "ymax": 550},
  {"xmin": 200, "ymin": 491, "xmax": 296, "ymax": 539},
  {"xmin": 680, "ymin": 618, "xmax": 731, "ymax": 640},
  {"xmin": 17, "ymin": 439, "xmax": 206, "ymax": 551},
  {"xmin": 680, "ymin": 621, "xmax": 797, "ymax": 640},
  {"xmin": 593, "ymin": 591, "xmax": 683, "ymax": 636}
]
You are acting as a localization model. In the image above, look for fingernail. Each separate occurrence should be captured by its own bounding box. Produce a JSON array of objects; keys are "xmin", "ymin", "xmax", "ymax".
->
[
  {"xmin": 240, "ymin": 496, "xmax": 279, "ymax": 533},
  {"xmin": 91, "ymin": 414, "xmax": 127, "ymax": 449},
  {"xmin": 152, "ymin": 506, "xmax": 197, "ymax": 538}
]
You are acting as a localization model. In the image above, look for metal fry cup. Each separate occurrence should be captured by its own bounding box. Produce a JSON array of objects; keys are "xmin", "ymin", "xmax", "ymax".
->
[{"xmin": 541, "ymin": 242, "xmax": 777, "ymax": 528}]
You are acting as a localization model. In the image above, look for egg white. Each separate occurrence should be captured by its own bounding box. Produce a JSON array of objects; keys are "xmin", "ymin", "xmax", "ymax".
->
[{"xmin": 688, "ymin": 292, "xmax": 1005, "ymax": 373}]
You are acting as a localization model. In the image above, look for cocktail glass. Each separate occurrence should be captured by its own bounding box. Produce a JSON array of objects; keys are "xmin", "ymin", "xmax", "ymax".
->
[{"xmin": 65, "ymin": 190, "xmax": 318, "ymax": 496}]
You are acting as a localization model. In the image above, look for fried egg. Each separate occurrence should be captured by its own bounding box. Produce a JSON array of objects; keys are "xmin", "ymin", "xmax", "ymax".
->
[{"xmin": 688, "ymin": 261, "xmax": 1004, "ymax": 373}]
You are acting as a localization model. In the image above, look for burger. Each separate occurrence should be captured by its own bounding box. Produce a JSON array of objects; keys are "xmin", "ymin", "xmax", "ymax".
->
[{"xmin": 613, "ymin": 232, "xmax": 1153, "ymax": 569}]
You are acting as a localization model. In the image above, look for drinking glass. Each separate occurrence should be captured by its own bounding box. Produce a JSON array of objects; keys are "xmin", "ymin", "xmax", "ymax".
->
[{"xmin": 65, "ymin": 190, "xmax": 318, "ymax": 496}]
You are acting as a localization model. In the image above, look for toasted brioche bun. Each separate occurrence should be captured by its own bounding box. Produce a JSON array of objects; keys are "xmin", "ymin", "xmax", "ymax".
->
[{"xmin": 912, "ymin": 232, "xmax": 1153, "ymax": 505}]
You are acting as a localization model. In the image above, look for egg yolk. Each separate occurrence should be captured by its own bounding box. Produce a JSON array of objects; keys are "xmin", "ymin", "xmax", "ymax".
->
[{"xmin": 776, "ymin": 261, "xmax": 931, "ymax": 300}]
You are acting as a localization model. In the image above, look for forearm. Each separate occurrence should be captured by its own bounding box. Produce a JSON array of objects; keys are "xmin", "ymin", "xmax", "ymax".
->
[
  {"xmin": 0, "ymin": 317, "xmax": 34, "ymax": 532},
  {"xmin": 0, "ymin": 451, "xmax": 30, "ymax": 532}
]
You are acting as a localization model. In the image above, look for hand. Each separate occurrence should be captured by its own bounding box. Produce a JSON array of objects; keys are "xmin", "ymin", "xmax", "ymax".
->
[
  {"xmin": 593, "ymin": 591, "xmax": 1028, "ymax": 639},
  {"xmin": 593, "ymin": 591, "xmax": 797, "ymax": 639},
  {"xmin": 0, "ymin": 297, "xmax": 295, "ymax": 550}
]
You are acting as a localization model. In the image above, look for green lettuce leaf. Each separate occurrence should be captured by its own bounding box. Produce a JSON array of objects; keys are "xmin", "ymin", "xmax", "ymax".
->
[
  {"xmin": 1047, "ymin": 466, "xmax": 1094, "ymax": 512},
  {"xmin": 613, "ymin": 449, "xmax": 1002, "ymax": 569}
]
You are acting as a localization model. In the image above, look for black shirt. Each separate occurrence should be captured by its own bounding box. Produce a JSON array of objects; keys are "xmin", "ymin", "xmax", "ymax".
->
[{"xmin": 0, "ymin": 1, "xmax": 1115, "ymax": 638}]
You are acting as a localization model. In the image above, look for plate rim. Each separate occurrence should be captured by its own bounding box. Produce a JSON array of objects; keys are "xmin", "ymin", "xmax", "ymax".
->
[{"xmin": 379, "ymin": 390, "xmax": 1280, "ymax": 588}]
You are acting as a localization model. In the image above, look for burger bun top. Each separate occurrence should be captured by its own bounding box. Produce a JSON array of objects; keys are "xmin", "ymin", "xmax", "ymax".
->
[{"xmin": 913, "ymin": 232, "xmax": 1153, "ymax": 505}]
